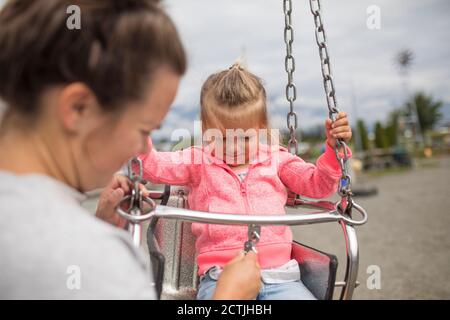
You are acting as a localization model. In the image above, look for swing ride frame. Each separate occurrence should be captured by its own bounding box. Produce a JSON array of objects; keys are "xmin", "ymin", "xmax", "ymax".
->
[{"xmin": 116, "ymin": 0, "xmax": 369, "ymax": 300}]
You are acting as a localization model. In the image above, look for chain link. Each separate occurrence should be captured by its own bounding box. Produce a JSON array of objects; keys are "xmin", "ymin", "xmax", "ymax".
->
[
  {"xmin": 308, "ymin": 0, "xmax": 354, "ymax": 206},
  {"xmin": 117, "ymin": 157, "xmax": 156, "ymax": 247},
  {"xmin": 244, "ymin": 225, "xmax": 261, "ymax": 253},
  {"xmin": 126, "ymin": 157, "xmax": 155, "ymax": 213},
  {"xmin": 283, "ymin": 0, "xmax": 299, "ymax": 155}
]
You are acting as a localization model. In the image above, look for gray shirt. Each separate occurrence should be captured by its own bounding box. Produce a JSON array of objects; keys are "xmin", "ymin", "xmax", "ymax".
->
[{"xmin": 0, "ymin": 171, "xmax": 156, "ymax": 299}]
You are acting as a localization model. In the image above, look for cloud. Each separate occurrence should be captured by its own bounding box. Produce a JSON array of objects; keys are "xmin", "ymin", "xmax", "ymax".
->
[
  {"xmin": 163, "ymin": 0, "xmax": 450, "ymax": 136},
  {"xmin": 0, "ymin": 0, "xmax": 448, "ymax": 134}
]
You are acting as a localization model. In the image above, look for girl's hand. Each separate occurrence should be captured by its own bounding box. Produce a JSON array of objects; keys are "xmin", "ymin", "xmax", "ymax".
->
[{"xmin": 325, "ymin": 112, "xmax": 352, "ymax": 150}]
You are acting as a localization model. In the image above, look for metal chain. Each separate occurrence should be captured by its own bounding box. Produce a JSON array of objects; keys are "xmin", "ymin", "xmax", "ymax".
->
[
  {"xmin": 309, "ymin": 0, "xmax": 353, "ymax": 206},
  {"xmin": 125, "ymin": 157, "xmax": 155, "ymax": 214},
  {"xmin": 127, "ymin": 157, "xmax": 146, "ymax": 210},
  {"xmin": 244, "ymin": 225, "xmax": 261, "ymax": 253},
  {"xmin": 283, "ymin": 0, "xmax": 299, "ymax": 155},
  {"xmin": 117, "ymin": 157, "xmax": 155, "ymax": 247}
]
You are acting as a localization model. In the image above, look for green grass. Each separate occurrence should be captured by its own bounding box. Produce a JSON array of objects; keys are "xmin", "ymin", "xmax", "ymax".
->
[
  {"xmin": 365, "ymin": 157, "xmax": 441, "ymax": 178},
  {"xmin": 366, "ymin": 166, "xmax": 412, "ymax": 178},
  {"xmin": 415, "ymin": 159, "xmax": 440, "ymax": 169}
]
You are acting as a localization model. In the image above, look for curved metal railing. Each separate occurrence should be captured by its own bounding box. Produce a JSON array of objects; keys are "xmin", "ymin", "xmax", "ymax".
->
[{"xmin": 117, "ymin": 159, "xmax": 368, "ymax": 300}]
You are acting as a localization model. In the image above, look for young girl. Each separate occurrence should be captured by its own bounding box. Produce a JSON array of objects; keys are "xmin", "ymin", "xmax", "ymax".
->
[{"xmin": 137, "ymin": 63, "xmax": 352, "ymax": 300}]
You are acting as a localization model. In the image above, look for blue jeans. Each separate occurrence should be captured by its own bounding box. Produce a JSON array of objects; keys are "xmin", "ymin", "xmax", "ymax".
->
[{"xmin": 197, "ymin": 271, "xmax": 317, "ymax": 300}]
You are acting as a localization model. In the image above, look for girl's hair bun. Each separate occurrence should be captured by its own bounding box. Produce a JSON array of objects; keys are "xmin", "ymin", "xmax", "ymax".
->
[{"xmin": 228, "ymin": 61, "xmax": 244, "ymax": 71}]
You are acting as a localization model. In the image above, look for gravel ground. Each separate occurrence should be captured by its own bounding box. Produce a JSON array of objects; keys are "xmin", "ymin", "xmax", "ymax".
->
[{"xmin": 290, "ymin": 156, "xmax": 450, "ymax": 299}]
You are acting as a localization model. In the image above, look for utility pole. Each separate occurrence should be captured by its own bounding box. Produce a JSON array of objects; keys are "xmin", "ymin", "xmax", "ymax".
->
[{"xmin": 395, "ymin": 49, "xmax": 423, "ymax": 150}]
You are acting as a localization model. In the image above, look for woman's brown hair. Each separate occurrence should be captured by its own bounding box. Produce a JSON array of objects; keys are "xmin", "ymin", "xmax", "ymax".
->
[{"xmin": 0, "ymin": 0, "xmax": 186, "ymax": 116}]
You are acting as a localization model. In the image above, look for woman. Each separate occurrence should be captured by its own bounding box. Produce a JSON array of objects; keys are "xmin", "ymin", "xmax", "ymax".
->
[{"xmin": 0, "ymin": 0, "xmax": 260, "ymax": 299}]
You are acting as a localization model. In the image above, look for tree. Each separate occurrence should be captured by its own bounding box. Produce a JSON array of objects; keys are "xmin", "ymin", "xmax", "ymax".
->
[
  {"xmin": 405, "ymin": 92, "xmax": 443, "ymax": 133},
  {"xmin": 356, "ymin": 119, "xmax": 369, "ymax": 151},
  {"xmin": 385, "ymin": 110, "xmax": 400, "ymax": 147},
  {"xmin": 395, "ymin": 49, "xmax": 414, "ymax": 76},
  {"xmin": 374, "ymin": 121, "xmax": 388, "ymax": 149},
  {"xmin": 395, "ymin": 49, "xmax": 424, "ymax": 145}
]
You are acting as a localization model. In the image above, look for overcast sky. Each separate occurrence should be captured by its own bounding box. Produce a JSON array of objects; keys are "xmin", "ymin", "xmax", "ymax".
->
[
  {"xmin": 0, "ymin": 0, "xmax": 448, "ymax": 141},
  {"xmin": 155, "ymin": 0, "xmax": 450, "ymax": 140}
]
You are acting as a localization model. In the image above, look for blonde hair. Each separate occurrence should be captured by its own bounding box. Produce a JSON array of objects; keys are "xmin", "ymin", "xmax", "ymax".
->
[{"xmin": 200, "ymin": 62, "xmax": 269, "ymax": 133}]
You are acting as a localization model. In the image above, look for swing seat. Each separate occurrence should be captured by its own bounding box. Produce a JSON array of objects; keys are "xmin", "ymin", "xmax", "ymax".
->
[{"xmin": 147, "ymin": 186, "xmax": 338, "ymax": 300}]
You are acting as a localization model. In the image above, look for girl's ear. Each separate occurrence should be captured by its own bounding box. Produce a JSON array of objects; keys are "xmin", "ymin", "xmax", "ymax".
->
[{"xmin": 55, "ymin": 83, "xmax": 101, "ymax": 134}]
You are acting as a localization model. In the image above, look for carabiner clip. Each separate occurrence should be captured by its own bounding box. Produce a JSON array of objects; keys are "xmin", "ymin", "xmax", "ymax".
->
[{"xmin": 244, "ymin": 225, "xmax": 261, "ymax": 253}]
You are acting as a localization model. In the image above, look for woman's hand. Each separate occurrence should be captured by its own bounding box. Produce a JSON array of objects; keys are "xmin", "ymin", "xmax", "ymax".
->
[
  {"xmin": 325, "ymin": 112, "xmax": 352, "ymax": 151},
  {"xmin": 213, "ymin": 251, "xmax": 261, "ymax": 300},
  {"xmin": 95, "ymin": 174, "xmax": 149, "ymax": 228}
]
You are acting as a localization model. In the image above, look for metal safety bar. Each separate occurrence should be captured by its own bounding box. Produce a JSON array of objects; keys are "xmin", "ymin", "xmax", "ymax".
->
[
  {"xmin": 119, "ymin": 196, "xmax": 367, "ymax": 227},
  {"xmin": 142, "ymin": 201, "xmax": 367, "ymax": 300}
]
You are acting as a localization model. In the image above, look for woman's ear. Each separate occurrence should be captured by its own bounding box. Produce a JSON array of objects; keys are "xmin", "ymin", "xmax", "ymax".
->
[{"xmin": 55, "ymin": 83, "xmax": 100, "ymax": 134}]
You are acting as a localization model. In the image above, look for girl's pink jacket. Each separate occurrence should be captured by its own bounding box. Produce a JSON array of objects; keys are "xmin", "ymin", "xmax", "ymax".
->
[{"xmin": 139, "ymin": 138, "xmax": 351, "ymax": 276}]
